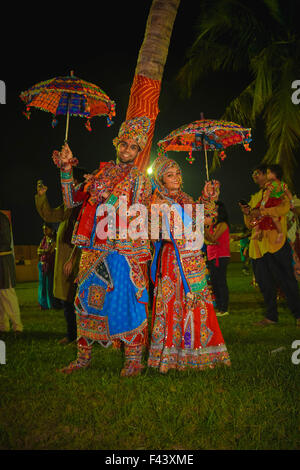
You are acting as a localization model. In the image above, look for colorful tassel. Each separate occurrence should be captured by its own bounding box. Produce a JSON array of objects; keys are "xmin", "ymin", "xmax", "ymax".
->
[
  {"xmin": 85, "ymin": 119, "xmax": 92, "ymax": 132},
  {"xmin": 186, "ymin": 150, "xmax": 195, "ymax": 164},
  {"xmin": 51, "ymin": 117, "xmax": 58, "ymax": 128},
  {"xmin": 23, "ymin": 107, "xmax": 31, "ymax": 119},
  {"xmin": 106, "ymin": 116, "xmax": 113, "ymax": 127}
]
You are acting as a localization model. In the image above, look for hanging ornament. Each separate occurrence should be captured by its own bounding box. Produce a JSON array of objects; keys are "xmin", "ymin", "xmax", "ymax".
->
[
  {"xmin": 85, "ymin": 119, "xmax": 92, "ymax": 132},
  {"xmin": 186, "ymin": 150, "xmax": 195, "ymax": 164},
  {"xmin": 23, "ymin": 106, "xmax": 31, "ymax": 119},
  {"xmin": 51, "ymin": 116, "xmax": 58, "ymax": 128}
]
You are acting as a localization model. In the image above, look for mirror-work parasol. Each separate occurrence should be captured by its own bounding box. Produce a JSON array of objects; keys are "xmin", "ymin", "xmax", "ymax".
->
[
  {"xmin": 157, "ymin": 118, "xmax": 252, "ymax": 180},
  {"xmin": 20, "ymin": 71, "xmax": 116, "ymax": 142}
]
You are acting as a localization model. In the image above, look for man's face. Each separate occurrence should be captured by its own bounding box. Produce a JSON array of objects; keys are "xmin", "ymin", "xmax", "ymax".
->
[
  {"xmin": 266, "ymin": 169, "xmax": 276, "ymax": 181},
  {"xmin": 252, "ymin": 170, "xmax": 267, "ymax": 187},
  {"xmin": 117, "ymin": 139, "xmax": 140, "ymax": 164}
]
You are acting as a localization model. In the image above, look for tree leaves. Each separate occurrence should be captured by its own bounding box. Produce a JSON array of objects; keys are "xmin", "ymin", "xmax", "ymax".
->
[{"xmin": 177, "ymin": 0, "xmax": 300, "ymax": 187}]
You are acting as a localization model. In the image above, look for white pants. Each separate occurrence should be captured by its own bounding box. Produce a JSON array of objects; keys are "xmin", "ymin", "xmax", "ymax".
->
[{"xmin": 0, "ymin": 287, "xmax": 23, "ymax": 332}]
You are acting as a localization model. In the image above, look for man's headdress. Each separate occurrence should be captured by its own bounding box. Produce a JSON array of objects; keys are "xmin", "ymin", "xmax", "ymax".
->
[{"xmin": 113, "ymin": 116, "xmax": 151, "ymax": 151}]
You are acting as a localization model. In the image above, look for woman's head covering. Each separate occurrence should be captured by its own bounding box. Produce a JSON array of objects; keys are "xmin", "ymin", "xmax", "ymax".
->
[
  {"xmin": 113, "ymin": 116, "xmax": 151, "ymax": 151},
  {"xmin": 151, "ymin": 154, "xmax": 181, "ymax": 185}
]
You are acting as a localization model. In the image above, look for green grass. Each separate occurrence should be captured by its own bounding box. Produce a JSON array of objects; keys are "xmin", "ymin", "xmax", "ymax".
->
[{"xmin": 0, "ymin": 263, "xmax": 299, "ymax": 450}]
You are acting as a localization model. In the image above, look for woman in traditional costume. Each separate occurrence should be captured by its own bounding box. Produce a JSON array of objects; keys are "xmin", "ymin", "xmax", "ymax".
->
[
  {"xmin": 147, "ymin": 155, "xmax": 231, "ymax": 373},
  {"xmin": 37, "ymin": 223, "xmax": 56, "ymax": 310},
  {"xmin": 205, "ymin": 201, "xmax": 231, "ymax": 317}
]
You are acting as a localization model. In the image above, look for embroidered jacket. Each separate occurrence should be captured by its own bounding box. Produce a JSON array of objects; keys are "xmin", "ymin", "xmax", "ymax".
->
[
  {"xmin": 61, "ymin": 161, "xmax": 152, "ymax": 263},
  {"xmin": 150, "ymin": 187, "xmax": 214, "ymax": 301}
]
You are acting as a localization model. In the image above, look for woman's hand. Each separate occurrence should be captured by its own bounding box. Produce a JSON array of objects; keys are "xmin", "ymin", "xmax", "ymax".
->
[
  {"xmin": 239, "ymin": 203, "xmax": 251, "ymax": 215},
  {"xmin": 203, "ymin": 180, "xmax": 220, "ymax": 200}
]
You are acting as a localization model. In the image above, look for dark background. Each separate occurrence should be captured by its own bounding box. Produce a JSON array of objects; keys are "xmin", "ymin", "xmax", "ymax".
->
[{"xmin": 1, "ymin": 2, "xmax": 299, "ymax": 244}]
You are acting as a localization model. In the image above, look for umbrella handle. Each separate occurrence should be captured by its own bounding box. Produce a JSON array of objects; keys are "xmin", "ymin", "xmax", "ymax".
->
[
  {"xmin": 64, "ymin": 94, "xmax": 70, "ymax": 143},
  {"xmin": 204, "ymin": 142, "xmax": 209, "ymax": 181},
  {"xmin": 65, "ymin": 110, "xmax": 70, "ymax": 143}
]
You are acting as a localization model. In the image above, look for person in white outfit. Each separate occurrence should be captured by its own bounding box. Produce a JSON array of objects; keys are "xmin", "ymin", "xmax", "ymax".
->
[{"xmin": 0, "ymin": 211, "xmax": 23, "ymax": 334}]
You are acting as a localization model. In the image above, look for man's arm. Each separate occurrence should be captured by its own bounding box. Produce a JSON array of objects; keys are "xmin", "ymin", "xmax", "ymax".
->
[
  {"xmin": 35, "ymin": 183, "xmax": 66, "ymax": 223},
  {"xmin": 63, "ymin": 245, "xmax": 81, "ymax": 277},
  {"xmin": 52, "ymin": 143, "xmax": 86, "ymax": 209},
  {"xmin": 260, "ymin": 194, "xmax": 290, "ymax": 217}
]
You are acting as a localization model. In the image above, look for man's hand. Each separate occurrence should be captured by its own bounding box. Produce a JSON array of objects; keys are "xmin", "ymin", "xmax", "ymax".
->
[
  {"xmin": 250, "ymin": 208, "xmax": 261, "ymax": 218},
  {"xmin": 59, "ymin": 143, "xmax": 73, "ymax": 171},
  {"xmin": 36, "ymin": 180, "xmax": 47, "ymax": 196},
  {"xmin": 52, "ymin": 142, "xmax": 78, "ymax": 171},
  {"xmin": 239, "ymin": 203, "xmax": 251, "ymax": 215},
  {"xmin": 63, "ymin": 259, "xmax": 73, "ymax": 278}
]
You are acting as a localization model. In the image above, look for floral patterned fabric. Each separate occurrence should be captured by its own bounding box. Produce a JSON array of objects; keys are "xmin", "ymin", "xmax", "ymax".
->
[
  {"xmin": 75, "ymin": 250, "xmax": 148, "ymax": 346},
  {"xmin": 148, "ymin": 242, "xmax": 230, "ymax": 373}
]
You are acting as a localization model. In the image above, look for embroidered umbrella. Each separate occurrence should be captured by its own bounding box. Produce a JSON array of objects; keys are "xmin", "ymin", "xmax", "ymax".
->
[
  {"xmin": 157, "ymin": 118, "xmax": 252, "ymax": 180},
  {"xmin": 20, "ymin": 71, "xmax": 116, "ymax": 142}
]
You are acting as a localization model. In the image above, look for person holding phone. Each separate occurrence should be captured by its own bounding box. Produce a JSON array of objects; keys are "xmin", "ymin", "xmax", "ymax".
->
[{"xmin": 239, "ymin": 164, "xmax": 300, "ymax": 327}]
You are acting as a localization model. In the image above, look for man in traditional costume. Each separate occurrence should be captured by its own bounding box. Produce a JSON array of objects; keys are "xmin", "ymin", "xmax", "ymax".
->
[{"xmin": 53, "ymin": 116, "xmax": 152, "ymax": 376}]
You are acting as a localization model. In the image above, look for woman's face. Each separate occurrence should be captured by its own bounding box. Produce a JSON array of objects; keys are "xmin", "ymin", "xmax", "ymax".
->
[{"xmin": 162, "ymin": 166, "xmax": 182, "ymax": 193}]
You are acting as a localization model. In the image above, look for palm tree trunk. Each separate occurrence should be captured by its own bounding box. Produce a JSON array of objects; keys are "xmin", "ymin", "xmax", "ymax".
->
[{"xmin": 126, "ymin": 0, "xmax": 181, "ymax": 172}]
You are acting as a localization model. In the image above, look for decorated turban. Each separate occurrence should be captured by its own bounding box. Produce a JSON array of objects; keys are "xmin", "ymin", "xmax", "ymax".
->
[{"xmin": 113, "ymin": 116, "xmax": 151, "ymax": 151}]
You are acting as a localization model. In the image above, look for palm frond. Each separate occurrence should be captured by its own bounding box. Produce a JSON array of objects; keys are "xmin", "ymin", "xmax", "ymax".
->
[
  {"xmin": 209, "ymin": 150, "xmax": 222, "ymax": 174},
  {"xmin": 262, "ymin": 59, "xmax": 300, "ymax": 188},
  {"xmin": 250, "ymin": 45, "xmax": 278, "ymax": 119},
  {"xmin": 221, "ymin": 81, "xmax": 256, "ymax": 126},
  {"xmin": 177, "ymin": 0, "xmax": 300, "ymax": 184},
  {"xmin": 177, "ymin": 0, "xmax": 274, "ymax": 97}
]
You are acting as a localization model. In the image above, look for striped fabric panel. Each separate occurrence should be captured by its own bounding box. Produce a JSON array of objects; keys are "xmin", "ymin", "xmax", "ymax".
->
[{"xmin": 125, "ymin": 74, "xmax": 161, "ymax": 173}]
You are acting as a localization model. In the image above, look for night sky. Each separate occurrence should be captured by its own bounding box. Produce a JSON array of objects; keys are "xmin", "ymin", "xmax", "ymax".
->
[{"xmin": 1, "ymin": 2, "xmax": 299, "ymax": 245}]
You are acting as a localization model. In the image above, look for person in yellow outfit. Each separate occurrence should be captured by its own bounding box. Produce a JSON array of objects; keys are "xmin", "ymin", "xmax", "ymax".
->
[
  {"xmin": 35, "ymin": 168, "xmax": 85, "ymax": 342},
  {"xmin": 239, "ymin": 164, "xmax": 300, "ymax": 327}
]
